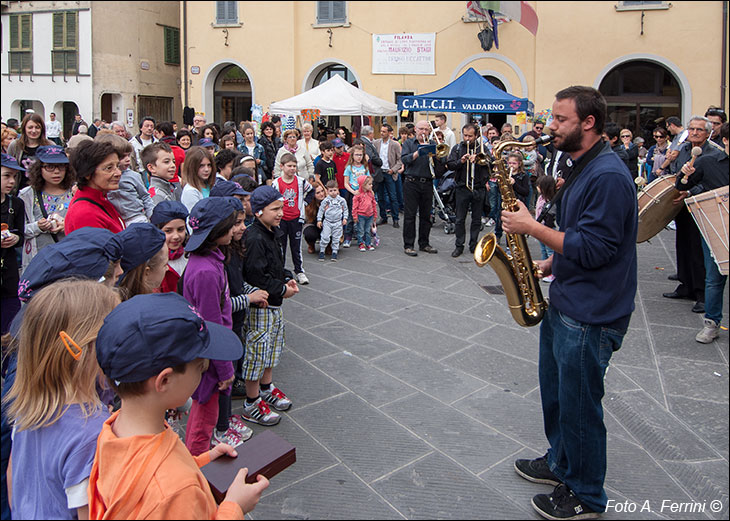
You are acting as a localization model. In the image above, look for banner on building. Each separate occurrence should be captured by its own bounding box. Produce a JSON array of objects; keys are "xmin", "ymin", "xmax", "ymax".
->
[{"xmin": 372, "ymin": 33, "xmax": 436, "ymax": 75}]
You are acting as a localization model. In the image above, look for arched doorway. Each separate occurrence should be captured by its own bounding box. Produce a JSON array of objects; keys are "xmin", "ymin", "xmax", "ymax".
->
[
  {"xmin": 214, "ymin": 64, "xmax": 252, "ymax": 126},
  {"xmin": 304, "ymin": 62, "xmax": 360, "ymax": 132},
  {"xmin": 598, "ymin": 60, "xmax": 681, "ymax": 147},
  {"xmin": 466, "ymin": 75, "xmax": 507, "ymax": 132}
]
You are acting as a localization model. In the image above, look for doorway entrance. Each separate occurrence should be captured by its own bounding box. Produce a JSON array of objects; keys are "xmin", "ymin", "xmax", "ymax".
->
[{"xmin": 214, "ymin": 65, "xmax": 252, "ymax": 126}]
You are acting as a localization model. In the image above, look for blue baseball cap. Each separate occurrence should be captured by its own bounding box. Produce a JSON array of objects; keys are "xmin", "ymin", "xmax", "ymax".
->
[
  {"xmin": 250, "ymin": 185, "xmax": 284, "ymax": 215},
  {"xmin": 1, "ymin": 153, "xmax": 25, "ymax": 171},
  {"xmin": 210, "ymin": 179, "xmax": 250, "ymax": 198},
  {"xmin": 198, "ymin": 138, "xmax": 215, "ymax": 148},
  {"xmin": 35, "ymin": 145, "xmax": 69, "ymax": 164},
  {"xmin": 116, "ymin": 223, "xmax": 166, "ymax": 273},
  {"xmin": 96, "ymin": 293, "xmax": 243, "ymax": 384},
  {"xmin": 332, "ymin": 138, "xmax": 345, "ymax": 148},
  {"xmin": 185, "ymin": 197, "xmax": 242, "ymax": 252},
  {"xmin": 151, "ymin": 200, "xmax": 189, "ymax": 226},
  {"xmin": 18, "ymin": 227, "xmax": 123, "ymax": 302}
]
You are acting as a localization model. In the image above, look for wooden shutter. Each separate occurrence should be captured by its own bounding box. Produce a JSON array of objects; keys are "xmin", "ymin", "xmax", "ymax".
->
[
  {"xmin": 20, "ymin": 14, "xmax": 32, "ymax": 49},
  {"xmin": 66, "ymin": 12, "xmax": 77, "ymax": 49},
  {"xmin": 9, "ymin": 14, "xmax": 19, "ymax": 49},
  {"xmin": 216, "ymin": 1, "xmax": 236, "ymax": 24},
  {"xmin": 226, "ymin": 1, "xmax": 237, "ymax": 23},
  {"xmin": 317, "ymin": 2, "xmax": 346, "ymax": 23},
  {"xmin": 53, "ymin": 13, "xmax": 65, "ymax": 48},
  {"xmin": 332, "ymin": 1, "xmax": 346, "ymax": 22},
  {"xmin": 164, "ymin": 27, "xmax": 180, "ymax": 65}
]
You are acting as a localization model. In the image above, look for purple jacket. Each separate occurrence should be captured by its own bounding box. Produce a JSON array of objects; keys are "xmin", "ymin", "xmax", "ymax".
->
[{"xmin": 183, "ymin": 249, "xmax": 234, "ymax": 404}]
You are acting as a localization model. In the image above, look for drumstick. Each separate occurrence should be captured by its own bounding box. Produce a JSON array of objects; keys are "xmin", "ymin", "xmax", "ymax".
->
[{"xmin": 680, "ymin": 147, "xmax": 703, "ymax": 184}]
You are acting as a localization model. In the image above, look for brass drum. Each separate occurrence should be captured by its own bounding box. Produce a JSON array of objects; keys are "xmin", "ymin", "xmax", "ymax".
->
[
  {"xmin": 636, "ymin": 174, "xmax": 682, "ymax": 243},
  {"xmin": 685, "ymin": 186, "xmax": 729, "ymax": 275}
]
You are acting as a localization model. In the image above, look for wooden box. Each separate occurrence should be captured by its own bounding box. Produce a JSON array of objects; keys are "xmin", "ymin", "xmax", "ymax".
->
[{"xmin": 202, "ymin": 430, "xmax": 296, "ymax": 503}]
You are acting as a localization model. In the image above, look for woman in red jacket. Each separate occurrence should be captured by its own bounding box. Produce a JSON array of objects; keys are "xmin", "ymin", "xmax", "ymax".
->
[{"xmin": 65, "ymin": 140, "xmax": 125, "ymax": 234}]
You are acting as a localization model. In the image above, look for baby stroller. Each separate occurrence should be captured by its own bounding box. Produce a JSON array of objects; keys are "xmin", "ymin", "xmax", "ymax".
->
[{"xmin": 433, "ymin": 170, "xmax": 457, "ymax": 234}]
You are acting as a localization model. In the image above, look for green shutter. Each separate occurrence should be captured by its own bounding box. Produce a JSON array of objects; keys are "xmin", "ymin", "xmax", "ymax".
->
[
  {"xmin": 20, "ymin": 14, "xmax": 32, "ymax": 49},
  {"xmin": 53, "ymin": 13, "xmax": 64, "ymax": 48},
  {"xmin": 66, "ymin": 12, "xmax": 77, "ymax": 49},
  {"xmin": 9, "ymin": 15, "xmax": 19, "ymax": 49}
]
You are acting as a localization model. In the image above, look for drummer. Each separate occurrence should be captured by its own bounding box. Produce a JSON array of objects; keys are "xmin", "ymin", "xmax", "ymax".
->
[
  {"xmin": 673, "ymin": 121, "xmax": 729, "ymax": 343},
  {"xmin": 662, "ymin": 116, "xmax": 725, "ymax": 314}
]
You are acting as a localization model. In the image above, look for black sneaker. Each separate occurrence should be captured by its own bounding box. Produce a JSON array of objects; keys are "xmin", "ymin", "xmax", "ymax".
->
[
  {"xmin": 531, "ymin": 484, "xmax": 599, "ymax": 520},
  {"xmin": 231, "ymin": 378, "xmax": 247, "ymax": 399},
  {"xmin": 514, "ymin": 455, "xmax": 561, "ymax": 486}
]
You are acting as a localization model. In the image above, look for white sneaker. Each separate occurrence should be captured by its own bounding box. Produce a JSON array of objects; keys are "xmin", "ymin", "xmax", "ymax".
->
[
  {"xmin": 241, "ymin": 397, "xmax": 281, "ymax": 426},
  {"xmin": 228, "ymin": 415, "xmax": 253, "ymax": 441},
  {"xmin": 260, "ymin": 384, "xmax": 292, "ymax": 411},
  {"xmin": 342, "ymin": 240, "xmax": 351, "ymax": 248},
  {"xmin": 296, "ymin": 272, "xmax": 309, "ymax": 285},
  {"xmin": 696, "ymin": 318, "xmax": 720, "ymax": 344},
  {"xmin": 211, "ymin": 427, "xmax": 245, "ymax": 449}
]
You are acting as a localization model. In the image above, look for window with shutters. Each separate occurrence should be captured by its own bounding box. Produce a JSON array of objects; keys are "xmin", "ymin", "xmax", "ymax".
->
[
  {"xmin": 52, "ymin": 11, "xmax": 78, "ymax": 75},
  {"xmin": 163, "ymin": 26, "xmax": 180, "ymax": 65},
  {"xmin": 9, "ymin": 14, "xmax": 33, "ymax": 74},
  {"xmin": 316, "ymin": 1, "xmax": 347, "ymax": 25},
  {"xmin": 215, "ymin": 1, "xmax": 238, "ymax": 25}
]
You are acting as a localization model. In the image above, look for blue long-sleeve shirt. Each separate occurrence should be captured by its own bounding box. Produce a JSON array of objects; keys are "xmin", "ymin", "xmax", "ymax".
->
[{"xmin": 550, "ymin": 143, "xmax": 638, "ymax": 325}]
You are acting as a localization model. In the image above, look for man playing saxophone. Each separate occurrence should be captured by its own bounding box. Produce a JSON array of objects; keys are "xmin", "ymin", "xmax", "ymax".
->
[
  {"xmin": 501, "ymin": 86, "xmax": 637, "ymax": 520},
  {"xmin": 446, "ymin": 123, "xmax": 489, "ymax": 258}
]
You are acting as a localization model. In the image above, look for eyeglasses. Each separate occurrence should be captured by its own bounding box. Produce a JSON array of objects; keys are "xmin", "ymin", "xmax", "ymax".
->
[
  {"xmin": 620, "ymin": 134, "xmax": 631, "ymax": 138},
  {"xmin": 42, "ymin": 164, "xmax": 66, "ymax": 172},
  {"xmin": 653, "ymin": 134, "xmax": 664, "ymax": 138},
  {"xmin": 98, "ymin": 163, "xmax": 121, "ymax": 174},
  {"xmin": 706, "ymin": 109, "xmax": 724, "ymax": 117}
]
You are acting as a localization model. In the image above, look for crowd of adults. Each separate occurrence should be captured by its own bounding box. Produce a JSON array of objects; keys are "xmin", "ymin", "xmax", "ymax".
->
[{"xmin": 0, "ymin": 96, "xmax": 728, "ymax": 521}]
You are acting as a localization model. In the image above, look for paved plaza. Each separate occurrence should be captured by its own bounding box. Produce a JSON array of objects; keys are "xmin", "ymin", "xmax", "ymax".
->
[{"xmin": 230, "ymin": 222, "xmax": 729, "ymax": 520}]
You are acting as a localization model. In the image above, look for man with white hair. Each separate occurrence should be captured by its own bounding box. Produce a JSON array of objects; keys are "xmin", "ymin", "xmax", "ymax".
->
[
  {"xmin": 191, "ymin": 114, "xmax": 207, "ymax": 145},
  {"xmin": 662, "ymin": 116, "xmax": 725, "ymax": 314},
  {"xmin": 110, "ymin": 121, "xmax": 128, "ymax": 139}
]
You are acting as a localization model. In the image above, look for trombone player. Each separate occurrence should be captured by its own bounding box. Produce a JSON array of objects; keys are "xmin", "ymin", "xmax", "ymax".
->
[{"xmin": 446, "ymin": 123, "xmax": 490, "ymax": 257}]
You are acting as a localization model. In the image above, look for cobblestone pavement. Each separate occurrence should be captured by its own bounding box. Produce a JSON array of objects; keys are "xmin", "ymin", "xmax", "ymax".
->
[{"xmin": 228, "ymin": 220, "xmax": 728, "ymax": 520}]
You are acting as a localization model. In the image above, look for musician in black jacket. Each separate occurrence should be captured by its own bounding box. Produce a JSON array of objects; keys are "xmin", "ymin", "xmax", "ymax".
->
[
  {"xmin": 400, "ymin": 120, "xmax": 444, "ymax": 256},
  {"xmin": 446, "ymin": 124, "xmax": 490, "ymax": 257}
]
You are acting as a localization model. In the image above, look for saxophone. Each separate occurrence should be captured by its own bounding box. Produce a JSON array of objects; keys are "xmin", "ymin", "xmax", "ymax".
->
[{"xmin": 473, "ymin": 135, "xmax": 552, "ymax": 327}]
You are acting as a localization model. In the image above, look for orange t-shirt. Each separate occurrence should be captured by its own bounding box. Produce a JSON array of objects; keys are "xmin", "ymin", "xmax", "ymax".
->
[{"xmin": 87, "ymin": 411, "xmax": 243, "ymax": 520}]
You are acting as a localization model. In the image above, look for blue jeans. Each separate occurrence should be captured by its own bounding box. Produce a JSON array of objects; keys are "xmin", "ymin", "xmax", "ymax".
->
[
  {"xmin": 487, "ymin": 181, "xmax": 502, "ymax": 238},
  {"xmin": 701, "ymin": 238, "xmax": 727, "ymax": 324},
  {"xmin": 395, "ymin": 175, "xmax": 404, "ymax": 212},
  {"xmin": 539, "ymin": 305, "xmax": 629, "ymax": 513},
  {"xmin": 341, "ymin": 189, "xmax": 354, "ymax": 240},
  {"xmin": 540, "ymin": 241, "xmax": 554, "ymax": 261},
  {"xmin": 378, "ymin": 174, "xmax": 399, "ymax": 222},
  {"xmin": 355, "ymin": 215, "xmax": 374, "ymax": 247}
]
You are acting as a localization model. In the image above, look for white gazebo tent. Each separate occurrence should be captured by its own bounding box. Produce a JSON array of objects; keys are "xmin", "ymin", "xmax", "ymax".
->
[{"xmin": 269, "ymin": 75, "xmax": 397, "ymax": 124}]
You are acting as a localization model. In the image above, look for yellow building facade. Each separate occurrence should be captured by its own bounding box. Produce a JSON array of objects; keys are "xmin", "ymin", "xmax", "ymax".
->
[{"xmin": 182, "ymin": 1, "xmax": 728, "ymax": 140}]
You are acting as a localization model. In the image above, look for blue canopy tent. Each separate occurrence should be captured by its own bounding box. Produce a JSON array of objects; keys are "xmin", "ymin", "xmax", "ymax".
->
[{"xmin": 397, "ymin": 67, "xmax": 533, "ymax": 115}]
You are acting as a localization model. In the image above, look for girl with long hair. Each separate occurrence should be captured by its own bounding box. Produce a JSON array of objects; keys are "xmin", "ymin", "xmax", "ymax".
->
[
  {"xmin": 180, "ymin": 146, "xmax": 215, "ymax": 212},
  {"xmin": 6, "ymin": 114, "xmax": 53, "ymax": 189}
]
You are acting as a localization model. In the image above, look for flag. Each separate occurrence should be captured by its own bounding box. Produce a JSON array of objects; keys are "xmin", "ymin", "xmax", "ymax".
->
[
  {"xmin": 467, "ymin": 0, "xmax": 489, "ymax": 20},
  {"xmin": 478, "ymin": 1, "xmax": 539, "ymax": 36}
]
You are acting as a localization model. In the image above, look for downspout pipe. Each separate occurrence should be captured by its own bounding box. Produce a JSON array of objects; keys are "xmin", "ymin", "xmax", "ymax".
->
[
  {"xmin": 183, "ymin": 0, "xmax": 189, "ymax": 108},
  {"xmin": 721, "ymin": 1, "xmax": 727, "ymax": 111}
]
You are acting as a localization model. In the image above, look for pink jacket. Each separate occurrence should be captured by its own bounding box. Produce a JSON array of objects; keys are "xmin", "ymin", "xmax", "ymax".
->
[{"xmin": 352, "ymin": 176, "xmax": 377, "ymax": 219}]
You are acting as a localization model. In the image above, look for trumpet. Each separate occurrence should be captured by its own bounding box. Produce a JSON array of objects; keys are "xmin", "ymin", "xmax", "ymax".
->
[{"xmin": 430, "ymin": 128, "xmax": 451, "ymax": 159}]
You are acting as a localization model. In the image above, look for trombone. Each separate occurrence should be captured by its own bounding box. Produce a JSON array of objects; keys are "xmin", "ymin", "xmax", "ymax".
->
[
  {"xmin": 475, "ymin": 126, "xmax": 490, "ymax": 167},
  {"xmin": 465, "ymin": 140, "xmax": 475, "ymax": 191}
]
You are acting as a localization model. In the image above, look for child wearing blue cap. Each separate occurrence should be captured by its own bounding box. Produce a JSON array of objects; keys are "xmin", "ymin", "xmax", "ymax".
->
[
  {"xmin": 240, "ymin": 185, "xmax": 300, "ymax": 426},
  {"xmin": 151, "ymin": 200, "xmax": 190, "ymax": 293},
  {"xmin": 88, "ymin": 293, "xmax": 269, "ymax": 519},
  {"xmin": 4, "ymin": 279, "xmax": 120, "ymax": 520},
  {"xmin": 1, "ymin": 154, "xmax": 26, "ymax": 335},
  {"xmin": 115, "ymin": 223, "xmax": 168, "ymax": 300},
  {"xmin": 182, "ymin": 197, "xmax": 251, "ymax": 454},
  {"xmin": 18, "ymin": 145, "xmax": 74, "ymax": 271}
]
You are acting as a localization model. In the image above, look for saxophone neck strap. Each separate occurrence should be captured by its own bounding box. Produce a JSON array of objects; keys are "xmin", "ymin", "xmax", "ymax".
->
[{"xmin": 537, "ymin": 140, "xmax": 607, "ymax": 225}]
